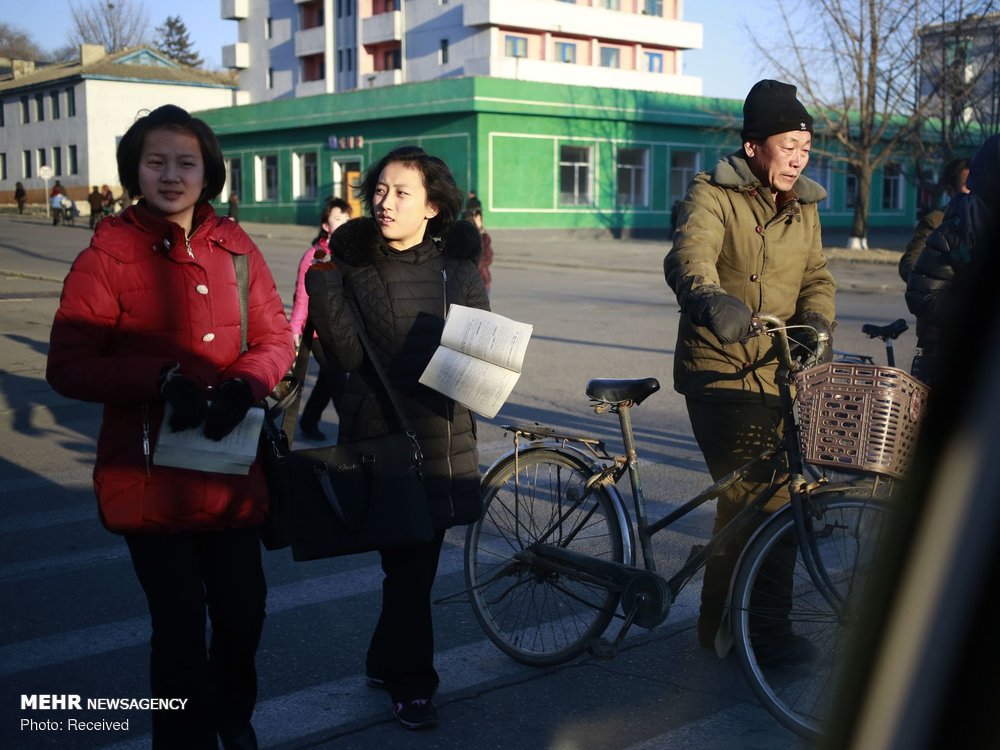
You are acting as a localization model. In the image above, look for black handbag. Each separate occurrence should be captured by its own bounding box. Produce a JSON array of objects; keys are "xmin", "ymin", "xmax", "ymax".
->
[{"xmin": 260, "ymin": 313, "xmax": 434, "ymax": 561}]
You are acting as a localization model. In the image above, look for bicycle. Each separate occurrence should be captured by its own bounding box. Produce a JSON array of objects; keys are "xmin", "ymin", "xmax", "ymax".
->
[{"xmin": 462, "ymin": 314, "xmax": 929, "ymax": 739}]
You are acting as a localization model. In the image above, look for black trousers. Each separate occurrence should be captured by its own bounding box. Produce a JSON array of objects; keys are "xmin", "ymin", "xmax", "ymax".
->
[
  {"xmin": 365, "ymin": 529, "xmax": 447, "ymax": 703},
  {"xmin": 125, "ymin": 526, "xmax": 266, "ymax": 749},
  {"xmin": 300, "ymin": 339, "xmax": 348, "ymax": 430},
  {"xmin": 685, "ymin": 393, "xmax": 789, "ymax": 646}
]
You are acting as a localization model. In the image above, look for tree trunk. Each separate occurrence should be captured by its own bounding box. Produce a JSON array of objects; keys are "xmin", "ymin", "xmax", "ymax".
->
[{"xmin": 849, "ymin": 169, "xmax": 872, "ymax": 250}]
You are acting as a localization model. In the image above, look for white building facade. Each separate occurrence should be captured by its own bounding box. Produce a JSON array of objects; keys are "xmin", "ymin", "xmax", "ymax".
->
[{"xmin": 221, "ymin": 0, "xmax": 703, "ymax": 102}]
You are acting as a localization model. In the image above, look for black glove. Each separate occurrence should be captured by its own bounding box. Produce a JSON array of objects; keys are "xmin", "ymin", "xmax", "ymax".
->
[
  {"xmin": 791, "ymin": 312, "xmax": 834, "ymax": 363},
  {"xmin": 159, "ymin": 365, "xmax": 209, "ymax": 432},
  {"xmin": 204, "ymin": 379, "xmax": 254, "ymax": 441},
  {"xmin": 687, "ymin": 293, "xmax": 754, "ymax": 345}
]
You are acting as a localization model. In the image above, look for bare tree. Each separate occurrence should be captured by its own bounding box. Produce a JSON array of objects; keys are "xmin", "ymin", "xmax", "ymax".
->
[
  {"xmin": 750, "ymin": 0, "xmax": 995, "ymax": 247},
  {"xmin": 68, "ymin": 0, "xmax": 150, "ymax": 54},
  {"xmin": 0, "ymin": 22, "xmax": 45, "ymax": 59}
]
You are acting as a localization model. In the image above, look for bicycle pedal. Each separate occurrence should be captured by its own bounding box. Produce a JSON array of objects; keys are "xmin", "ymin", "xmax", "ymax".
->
[{"xmin": 587, "ymin": 638, "xmax": 617, "ymax": 660}]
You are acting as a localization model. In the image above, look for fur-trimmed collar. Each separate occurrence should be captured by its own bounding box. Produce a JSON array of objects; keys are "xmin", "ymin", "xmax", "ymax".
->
[
  {"xmin": 329, "ymin": 217, "xmax": 483, "ymax": 267},
  {"xmin": 712, "ymin": 150, "xmax": 827, "ymax": 205}
]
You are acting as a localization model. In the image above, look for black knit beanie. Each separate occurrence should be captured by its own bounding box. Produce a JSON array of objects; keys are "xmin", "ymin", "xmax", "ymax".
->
[{"xmin": 741, "ymin": 79, "xmax": 814, "ymax": 141}]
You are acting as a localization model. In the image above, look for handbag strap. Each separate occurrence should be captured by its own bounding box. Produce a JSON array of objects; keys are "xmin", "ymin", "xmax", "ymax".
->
[{"xmin": 232, "ymin": 254, "xmax": 249, "ymax": 354}]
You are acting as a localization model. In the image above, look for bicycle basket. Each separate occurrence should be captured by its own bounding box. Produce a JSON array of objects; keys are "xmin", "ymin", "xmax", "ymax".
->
[{"xmin": 794, "ymin": 362, "xmax": 929, "ymax": 479}]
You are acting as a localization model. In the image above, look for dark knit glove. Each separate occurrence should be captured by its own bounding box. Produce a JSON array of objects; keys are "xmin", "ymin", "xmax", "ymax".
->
[
  {"xmin": 791, "ymin": 312, "xmax": 834, "ymax": 364},
  {"xmin": 204, "ymin": 379, "xmax": 254, "ymax": 441},
  {"xmin": 159, "ymin": 365, "xmax": 209, "ymax": 432},
  {"xmin": 687, "ymin": 293, "xmax": 754, "ymax": 345}
]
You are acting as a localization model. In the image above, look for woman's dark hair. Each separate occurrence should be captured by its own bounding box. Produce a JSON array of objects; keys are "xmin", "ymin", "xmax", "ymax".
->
[
  {"xmin": 358, "ymin": 145, "xmax": 463, "ymax": 237},
  {"xmin": 116, "ymin": 104, "xmax": 226, "ymax": 202}
]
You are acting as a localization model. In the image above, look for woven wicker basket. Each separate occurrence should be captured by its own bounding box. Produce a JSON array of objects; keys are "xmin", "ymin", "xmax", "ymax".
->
[{"xmin": 794, "ymin": 362, "xmax": 930, "ymax": 480}]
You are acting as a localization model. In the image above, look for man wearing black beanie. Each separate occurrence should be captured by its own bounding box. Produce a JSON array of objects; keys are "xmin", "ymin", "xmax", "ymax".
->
[{"xmin": 663, "ymin": 79, "xmax": 836, "ymax": 664}]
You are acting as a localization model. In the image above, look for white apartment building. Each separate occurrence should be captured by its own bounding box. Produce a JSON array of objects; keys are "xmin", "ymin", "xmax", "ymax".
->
[
  {"xmin": 221, "ymin": 0, "xmax": 703, "ymax": 102},
  {"xmin": 0, "ymin": 45, "xmax": 237, "ymax": 208}
]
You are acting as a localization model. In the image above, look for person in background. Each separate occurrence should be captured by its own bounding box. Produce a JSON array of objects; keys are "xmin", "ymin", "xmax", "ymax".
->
[
  {"xmin": 101, "ymin": 184, "xmax": 116, "ymax": 216},
  {"xmin": 463, "ymin": 206, "xmax": 493, "ymax": 295},
  {"xmin": 50, "ymin": 180, "xmax": 64, "ymax": 198},
  {"xmin": 906, "ymin": 136, "xmax": 1000, "ymax": 386},
  {"xmin": 664, "ymin": 79, "xmax": 836, "ymax": 664},
  {"xmin": 87, "ymin": 185, "xmax": 104, "ymax": 229},
  {"xmin": 306, "ymin": 146, "xmax": 487, "ymax": 731},
  {"xmin": 465, "ymin": 189, "xmax": 482, "ymax": 213},
  {"xmin": 228, "ymin": 192, "xmax": 240, "ymax": 223},
  {"xmin": 51, "ymin": 191, "xmax": 72, "ymax": 226},
  {"xmin": 46, "ymin": 104, "xmax": 294, "ymax": 750},
  {"xmin": 289, "ymin": 196, "xmax": 352, "ymax": 440},
  {"xmin": 898, "ymin": 157, "xmax": 970, "ymax": 282},
  {"xmin": 14, "ymin": 182, "xmax": 26, "ymax": 214}
]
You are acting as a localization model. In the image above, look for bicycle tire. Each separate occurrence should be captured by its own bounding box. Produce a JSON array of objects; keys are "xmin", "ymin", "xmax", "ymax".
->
[
  {"xmin": 465, "ymin": 447, "xmax": 626, "ymax": 666},
  {"xmin": 729, "ymin": 491, "xmax": 891, "ymax": 739}
]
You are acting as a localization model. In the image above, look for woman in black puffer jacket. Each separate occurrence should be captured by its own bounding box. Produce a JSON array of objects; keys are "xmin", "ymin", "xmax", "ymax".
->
[
  {"xmin": 906, "ymin": 134, "xmax": 1000, "ymax": 384},
  {"xmin": 306, "ymin": 146, "xmax": 488, "ymax": 730}
]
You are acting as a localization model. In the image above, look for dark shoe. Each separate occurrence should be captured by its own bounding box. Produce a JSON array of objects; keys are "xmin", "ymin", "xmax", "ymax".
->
[
  {"xmin": 365, "ymin": 675, "xmax": 387, "ymax": 690},
  {"xmin": 392, "ymin": 698, "xmax": 438, "ymax": 730},
  {"xmin": 299, "ymin": 424, "xmax": 327, "ymax": 441},
  {"xmin": 753, "ymin": 631, "xmax": 817, "ymax": 667}
]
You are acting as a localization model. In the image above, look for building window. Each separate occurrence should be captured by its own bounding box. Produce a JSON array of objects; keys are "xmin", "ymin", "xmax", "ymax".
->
[
  {"xmin": 601, "ymin": 0, "xmax": 621, "ymax": 8},
  {"xmin": 556, "ymin": 42, "xmax": 576, "ymax": 63},
  {"xmin": 337, "ymin": 49, "xmax": 343, "ymax": 72},
  {"xmin": 600, "ymin": 47, "xmax": 620, "ymax": 68},
  {"xmin": 505, "ymin": 35, "xmax": 527, "ymax": 58},
  {"xmin": 36, "ymin": 148, "xmax": 47, "ymax": 169},
  {"xmin": 384, "ymin": 48, "xmax": 401, "ymax": 69},
  {"xmin": 50, "ymin": 91, "xmax": 60, "ymax": 119},
  {"xmin": 348, "ymin": 47, "xmax": 354, "ymax": 71},
  {"xmin": 20, "ymin": 96, "xmax": 29, "ymax": 123},
  {"xmin": 439, "ymin": 39, "xmax": 449, "ymax": 65},
  {"xmin": 617, "ymin": 148, "xmax": 648, "ymax": 207},
  {"xmin": 301, "ymin": 0, "xmax": 323, "ymax": 28},
  {"xmin": 0, "ymin": 102, "xmax": 4, "ymax": 127},
  {"xmin": 293, "ymin": 152, "xmax": 319, "ymax": 199},
  {"xmin": 267, "ymin": 68, "xmax": 274, "ymax": 89},
  {"xmin": 669, "ymin": 150, "xmax": 700, "ymax": 204},
  {"xmin": 66, "ymin": 88, "xmax": 75, "ymax": 116},
  {"xmin": 304, "ymin": 53, "xmax": 325, "ymax": 81},
  {"xmin": 225, "ymin": 157, "xmax": 243, "ymax": 202},
  {"xmin": 256, "ymin": 155, "xmax": 279, "ymax": 201},
  {"xmin": 804, "ymin": 157, "xmax": 831, "ymax": 209},
  {"xmin": 846, "ymin": 167, "xmax": 859, "ymax": 208},
  {"xmin": 644, "ymin": 0, "xmax": 663, "ymax": 14},
  {"xmin": 35, "ymin": 93, "xmax": 45, "ymax": 121},
  {"xmin": 559, "ymin": 145, "xmax": 592, "ymax": 206},
  {"xmin": 882, "ymin": 162, "xmax": 904, "ymax": 210},
  {"xmin": 53, "ymin": 146, "xmax": 62, "ymax": 176},
  {"xmin": 22, "ymin": 150, "xmax": 32, "ymax": 178},
  {"xmin": 68, "ymin": 145, "xmax": 78, "ymax": 175},
  {"xmin": 646, "ymin": 52, "xmax": 663, "ymax": 73},
  {"xmin": 0, "ymin": 153, "xmax": 6, "ymax": 180},
  {"xmin": 265, "ymin": 17, "xmax": 272, "ymax": 39}
]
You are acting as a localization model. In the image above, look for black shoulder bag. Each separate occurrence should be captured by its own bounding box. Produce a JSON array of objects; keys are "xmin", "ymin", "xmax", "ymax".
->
[{"xmin": 259, "ymin": 310, "xmax": 434, "ymax": 561}]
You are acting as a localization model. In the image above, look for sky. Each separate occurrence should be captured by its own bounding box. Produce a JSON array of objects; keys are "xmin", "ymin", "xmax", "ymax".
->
[{"xmin": 8, "ymin": 0, "xmax": 760, "ymax": 100}]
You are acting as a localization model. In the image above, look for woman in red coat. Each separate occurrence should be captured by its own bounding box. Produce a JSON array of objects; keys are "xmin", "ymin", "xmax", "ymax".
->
[{"xmin": 46, "ymin": 105, "xmax": 293, "ymax": 750}]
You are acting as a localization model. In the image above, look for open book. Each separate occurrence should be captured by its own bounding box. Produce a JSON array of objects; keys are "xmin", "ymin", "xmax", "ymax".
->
[
  {"xmin": 153, "ymin": 405, "xmax": 265, "ymax": 476},
  {"xmin": 419, "ymin": 305, "xmax": 533, "ymax": 418}
]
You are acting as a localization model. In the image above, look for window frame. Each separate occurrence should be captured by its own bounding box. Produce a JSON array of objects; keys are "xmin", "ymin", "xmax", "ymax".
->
[
  {"xmin": 558, "ymin": 144, "xmax": 594, "ymax": 207},
  {"xmin": 616, "ymin": 147, "xmax": 649, "ymax": 208}
]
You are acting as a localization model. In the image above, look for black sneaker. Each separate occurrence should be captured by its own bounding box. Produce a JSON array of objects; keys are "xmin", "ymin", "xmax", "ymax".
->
[
  {"xmin": 392, "ymin": 698, "xmax": 438, "ymax": 730},
  {"xmin": 753, "ymin": 632, "xmax": 818, "ymax": 667},
  {"xmin": 299, "ymin": 424, "xmax": 327, "ymax": 441}
]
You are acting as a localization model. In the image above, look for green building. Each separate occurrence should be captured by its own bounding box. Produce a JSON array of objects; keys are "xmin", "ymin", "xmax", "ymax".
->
[{"xmin": 198, "ymin": 77, "xmax": 919, "ymax": 234}]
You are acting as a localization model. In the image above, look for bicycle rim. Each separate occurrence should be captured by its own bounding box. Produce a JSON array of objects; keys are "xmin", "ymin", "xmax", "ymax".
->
[
  {"xmin": 465, "ymin": 448, "xmax": 625, "ymax": 666},
  {"xmin": 730, "ymin": 495, "xmax": 891, "ymax": 739}
]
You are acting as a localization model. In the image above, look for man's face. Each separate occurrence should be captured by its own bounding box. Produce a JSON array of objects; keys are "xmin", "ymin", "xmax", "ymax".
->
[{"xmin": 743, "ymin": 131, "xmax": 812, "ymax": 193}]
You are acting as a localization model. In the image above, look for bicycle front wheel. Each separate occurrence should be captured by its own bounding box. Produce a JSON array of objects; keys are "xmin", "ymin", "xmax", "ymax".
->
[
  {"xmin": 730, "ymin": 491, "xmax": 891, "ymax": 740},
  {"xmin": 465, "ymin": 447, "xmax": 626, "ymax": 666}
]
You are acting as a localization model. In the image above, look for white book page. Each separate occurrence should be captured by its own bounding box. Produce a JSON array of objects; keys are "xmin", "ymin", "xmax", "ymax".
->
[
  {"xmin": 419, "ymin": 348, "xmax": 521, "ymax": 419},
  {"xmin": 439, "ymin": 305, "xmax": 533, "ymax": 372},
  {"xmin": 153, "ymin": 405, "xmax": 265, "ymax": 475}
]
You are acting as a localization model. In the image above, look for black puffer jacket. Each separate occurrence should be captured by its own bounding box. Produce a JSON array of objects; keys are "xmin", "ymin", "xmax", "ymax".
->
[{"xmin": 306, "ymin": 218, "xmax": 489, "ymax": 529}]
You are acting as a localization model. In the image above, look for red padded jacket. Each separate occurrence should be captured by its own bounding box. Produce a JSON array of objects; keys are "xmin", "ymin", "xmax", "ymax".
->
[{"xmin": 47, "ymin": 201, "xmax": 294, "ymax": 534}]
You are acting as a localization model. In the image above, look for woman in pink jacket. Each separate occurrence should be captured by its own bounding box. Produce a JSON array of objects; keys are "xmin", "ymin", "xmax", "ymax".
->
[
  {"xmin": 289, "ymin": 197, "xmax": 351, "ymax": 440},
  {"xmin": 46, "ymin": 105, "xmax": 293, "ymax": 750}
]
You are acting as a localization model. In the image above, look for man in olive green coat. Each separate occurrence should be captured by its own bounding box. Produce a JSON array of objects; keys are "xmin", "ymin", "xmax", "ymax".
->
[{"xmin": 664, "ymin": 79, "xmax": 836, "ymax": 662}]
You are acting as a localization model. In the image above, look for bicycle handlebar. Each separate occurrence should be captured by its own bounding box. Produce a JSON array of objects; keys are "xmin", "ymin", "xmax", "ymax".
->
[{"xmin": 752, "ymin": 313, "xmax": 830, "ymax": 370}]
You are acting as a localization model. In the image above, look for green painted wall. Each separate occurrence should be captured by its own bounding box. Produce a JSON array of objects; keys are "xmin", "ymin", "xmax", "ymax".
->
[{"xmin": 198, "ymin": 77, "xmax": 919, "ymax": 233}]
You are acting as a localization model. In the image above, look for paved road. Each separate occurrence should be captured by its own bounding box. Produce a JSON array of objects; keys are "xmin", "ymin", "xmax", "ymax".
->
[{"xmin": 0, "ymin": 214, "xmax": 908, "ymax": 749}]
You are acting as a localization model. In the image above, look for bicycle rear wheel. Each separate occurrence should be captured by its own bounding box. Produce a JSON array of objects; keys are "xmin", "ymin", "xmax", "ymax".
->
[
  {"xmin": 730, "ymin": 491, "xmax": 891, "ymax": 739},
  {"xmin": 465, "ymin": 447, "xmax": 626, "ymax": 666}
]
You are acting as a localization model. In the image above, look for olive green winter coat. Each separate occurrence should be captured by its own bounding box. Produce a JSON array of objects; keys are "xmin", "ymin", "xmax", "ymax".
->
[{"xmin": 664, "ymin": 151, "xmax": 836, "ymax": 398}]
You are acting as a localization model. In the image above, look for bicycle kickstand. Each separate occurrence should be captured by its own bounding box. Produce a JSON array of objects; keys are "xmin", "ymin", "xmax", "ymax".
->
[{"xmin": 587, "ymin": 594, "xmax": 646, "ymax": 660}]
